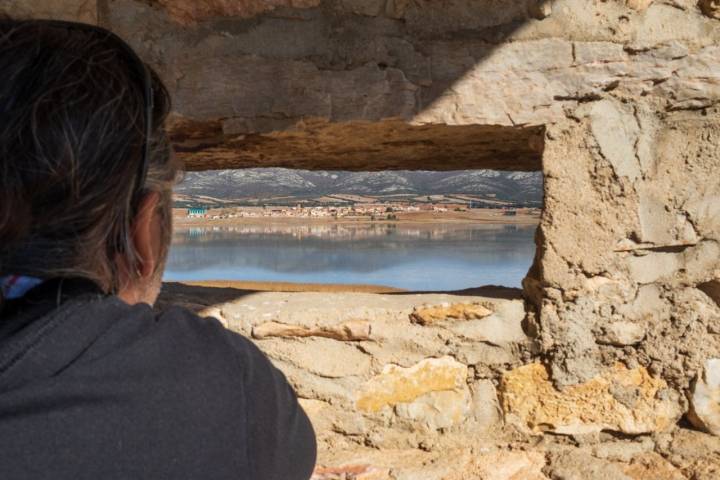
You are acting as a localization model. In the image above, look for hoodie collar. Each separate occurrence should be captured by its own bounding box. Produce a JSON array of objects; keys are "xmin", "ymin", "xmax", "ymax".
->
[{"xmin": 0, "ymin": 278, "xmax": 121, "ymax": 393}]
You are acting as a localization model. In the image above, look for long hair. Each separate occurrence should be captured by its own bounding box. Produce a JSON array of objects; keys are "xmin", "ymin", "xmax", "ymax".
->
[{"xmin": 0, "ymin": 19, "xmax": 182, "ymax": 299}]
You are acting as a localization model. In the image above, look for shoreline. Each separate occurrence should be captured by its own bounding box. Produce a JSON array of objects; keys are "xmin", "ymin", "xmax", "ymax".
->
[
  {"xmin": 162, "ymin": 280, "xmax": 524, "ymax": 298},
  {"xmin": 173, "ymin": 210, "xmax": 541, "ymax": 228},
  {"xmin": 164, "ymin": 279, "xmax": 406, "ymax": 294}
]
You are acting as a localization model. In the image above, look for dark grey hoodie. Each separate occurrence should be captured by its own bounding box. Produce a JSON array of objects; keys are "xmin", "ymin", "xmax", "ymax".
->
[{"xmin": 0, "ymin": 279, "xmax": 316, "ymax": 479}]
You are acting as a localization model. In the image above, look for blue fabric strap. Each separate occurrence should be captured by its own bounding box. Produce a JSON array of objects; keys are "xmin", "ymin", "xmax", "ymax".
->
[{"xmin": 1, "ymin": 276, "xmax": 43, "ymax": 300}]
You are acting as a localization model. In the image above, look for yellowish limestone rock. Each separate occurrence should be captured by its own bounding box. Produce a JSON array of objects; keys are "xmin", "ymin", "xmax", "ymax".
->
[
  {"xmin": 499, "ymin": 363, "xmax": 682, "ymax": 435},
  {"xmin": 410, "ymin": 302, "xmax": 494, "ymax": 326},
  {"xmin": 252, "ymin": 320, "xmax": 371, "ymax": 341},
  {"xmin": 356, "ymin": 357, "xmax": 467, "ymax": 413}
]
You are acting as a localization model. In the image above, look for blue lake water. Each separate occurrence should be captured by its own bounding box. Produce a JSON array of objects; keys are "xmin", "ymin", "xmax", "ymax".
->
[{"xmin": 164, "ymin": 223, "xmax": 537, "ymax": 291}]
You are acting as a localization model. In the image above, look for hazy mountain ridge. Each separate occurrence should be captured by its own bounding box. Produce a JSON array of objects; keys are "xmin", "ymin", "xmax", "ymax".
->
[{"xmin": 176, "ymin": 168, "xmax": 543, "ymax": 203}]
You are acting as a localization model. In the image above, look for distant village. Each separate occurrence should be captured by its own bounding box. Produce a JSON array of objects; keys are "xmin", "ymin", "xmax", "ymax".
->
[{"xmin": 176, "ymin": 201, "xmax": 539, "ymax": 221}]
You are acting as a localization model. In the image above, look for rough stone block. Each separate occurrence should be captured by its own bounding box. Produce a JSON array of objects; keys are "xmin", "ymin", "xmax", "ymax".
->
[
  {"xmin": 252, "ymin": 320, "xmax": 371, "ymax": 341},
  {"xmin": 260, "ymin": 337, "xmax": 372, "ymax": 378},
  {"xmin": 454, "ymin": 343, "xmax": 518, "ymax": 366},
  {"xmin": 632, "ymin": 3, "xmax": 713, "ymax": 49},
  {"xmin": 447, "ymin": 300, "xmax": 527, "ymax": 345},
  {"xmin": 298, "ymin": 398, "xmax": 334, "ymax": 436},
  {"xmin": 688, "ymin": 358, "xmax": 720, "ymax": 436},
  {"xmin": 356, "ymin": 356, "xmax": 467, "ymax": 413},
  {"xmin": 627, "ymin": 252, "xmax": 680, "ymax": 284},
  {"xmin": 409, "ymin": 302, "xmax": 493, "ymax": 326},
  {"xmin": 621, "ymin": 452, "xmax": 686, "ymax": 480},
  {"xmin": 313, "ymin": 464, "xmax": 391, "ymax": 480},
  {"xmin": 626, "ymin": 0, "xmax": 654, "ymax": 11},
  {"xmin": 684, "ymin": 195, "xmax": 720, "ymax": 238},
  {"xmin": 573, "ymin": 42, "xmax": 627, "ymax": 65},
  {"xmin": 271, "ymin": 358, "xmax": 358, "ymax": 404},
  {"xmin": 469, "ymin": 380, "xmax": 502, "ymax": 428},
  {"xmin": 660, "ymin": 428, "xmax": 720, "ymax": 479},
  {"xmin": 1, "ymin": 0, "xmax": 97, "ymax": 23},
  {"xmin": 480, "ymin": 39, "xmax": 574, "ymax": 73},
  {"xmin": 587, "ymin": 99, "xmax": 641, "ymax": 181},
  {"xmin": 683, "ymin": 241, "xmax": 720, "ymax": 282},
  {"xmin": 394, "ymin": 388, "xmax": 471, "ymax": 430},
  {"xmin": 452, "ymin": 450, "xmax": 548, "ymax": 480},
  {"xmin": 636, "ymin": 185, "xmax": 697, "ymax": 245},
  {"xmin": 617, "ymin": 283, "xmax": 668, "ymax": 321},
  {"xmin": 528, "ymin": 1, "xmax": 552, "ymax": 20},
  {"xmin": 548, "ymin": 450, "xmax": 632, "ymax": 480},
  {"xmin": 591, "ymin": 438, "xmax": 655, "ymax": 463},
  {"xmin": 150, "ymin": 0, "xmax": 321, "ymax": 25},
  {"xmin": 597, "ymin": 321, "xmax": 646, "ymax": 346},
  {"xmin": 499, "ymin": 363, "xmax": 682, "ymax": 435}
]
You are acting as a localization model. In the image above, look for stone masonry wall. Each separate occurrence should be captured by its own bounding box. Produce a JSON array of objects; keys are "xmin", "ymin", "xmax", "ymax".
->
[
  {"xmin": 520, "ymin": 102, "xmax": 720, "ymax": 436},
  {"xmin": 156, "ymin": 284, "xmax": 548, "ymax": 475},
  {"xmin": 96, "ymin": 0, "xmax": 720, "ymax": 433},
  {"xmin": 5, "ymin": 0, "xmax": 720, "ymax": 476},
  {"xmin": 104, "ymin": 0, "xmax": 720, "ymax": 174}
]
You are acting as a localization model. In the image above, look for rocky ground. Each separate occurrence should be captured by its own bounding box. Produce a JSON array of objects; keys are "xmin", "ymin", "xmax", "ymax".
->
[{"xmin": 158, "ymin": 282, "xmax": 720, "ymax": 479}]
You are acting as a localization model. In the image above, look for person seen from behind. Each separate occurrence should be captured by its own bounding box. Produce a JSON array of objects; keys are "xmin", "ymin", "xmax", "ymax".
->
[{"xmin": 0, "ymin": 18, "xmax": 316, "ymax": 479}]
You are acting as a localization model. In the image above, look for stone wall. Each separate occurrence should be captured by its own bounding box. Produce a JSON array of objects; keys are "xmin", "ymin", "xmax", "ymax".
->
[
  {"xmin": 105, "ymin": 0, "xmax": 720, "ymax": 425},
  {"xmin": 157, "ymin": 283, "xmax": 719, "ymax": 478},
  {"xmin": 96, "ymin": 0, "xmax": 720, "ymax": 174},
  {"xmin": 156, "ymin": 284, "xmax": 545, "ymax": 474},
  {"xmin": 527, "ymin": 107, "xmax": 720, "ymax": 394},
  {"xmin": 6, "ymin": 0, "xmax": 720, "ymax": 476}
]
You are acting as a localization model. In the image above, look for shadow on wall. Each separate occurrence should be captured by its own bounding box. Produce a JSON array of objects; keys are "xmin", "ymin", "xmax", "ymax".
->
[
  {"xmin": 156, "ymin": 282, "xmax": 258, "ymax": 314},
  {"xmin": 156, "ymin": 281, "xmax": 524, "ymax": 315},
  {"xmin": 89, "ymin": 0, "xmax": 551, "ymax": 172},
  {"xmin": 699, "ymin": 280, "xmax": 720, "ymax": 307},
  {"xmin": 394, "ymin": 285, "xmax": 524, "ymax": 300}
]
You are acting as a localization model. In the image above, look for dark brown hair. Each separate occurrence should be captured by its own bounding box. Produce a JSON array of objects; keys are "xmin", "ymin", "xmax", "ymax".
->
[{"xmin": 0, "ymin": 19, "xmax": 182, "ymax": 295}]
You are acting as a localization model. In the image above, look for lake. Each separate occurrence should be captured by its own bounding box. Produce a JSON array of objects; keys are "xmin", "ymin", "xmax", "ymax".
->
[{"xmin": 163, "ymin": 223, "xmax": 537, "ymax": 291}]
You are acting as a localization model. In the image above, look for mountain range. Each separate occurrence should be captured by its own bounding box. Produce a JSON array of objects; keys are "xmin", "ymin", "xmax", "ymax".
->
[{"xmin": 175, "ymin": 168, "xmax": 543, "ymax": 204}]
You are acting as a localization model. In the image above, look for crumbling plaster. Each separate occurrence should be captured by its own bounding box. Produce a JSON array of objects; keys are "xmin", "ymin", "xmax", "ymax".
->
[{"xmin": 525, "ymin": 104, "xmax": 720, "ymax": 393}]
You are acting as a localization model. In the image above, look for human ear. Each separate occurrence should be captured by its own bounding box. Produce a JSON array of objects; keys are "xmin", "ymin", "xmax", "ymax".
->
[{"xmin": 131, "ymin": 192, "xmax": 161, "ymax": 279}]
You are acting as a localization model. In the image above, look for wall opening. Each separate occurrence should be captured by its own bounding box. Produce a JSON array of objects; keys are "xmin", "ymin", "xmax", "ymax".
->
[{"xmin": 164, "ymin": 166, "xmax": 544, "ymax": 293}]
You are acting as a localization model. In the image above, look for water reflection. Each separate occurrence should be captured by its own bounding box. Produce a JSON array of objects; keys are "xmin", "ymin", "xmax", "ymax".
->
[{"xmin": 164, "ymin": 223, "xmax": 537, "ymax": 290}]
